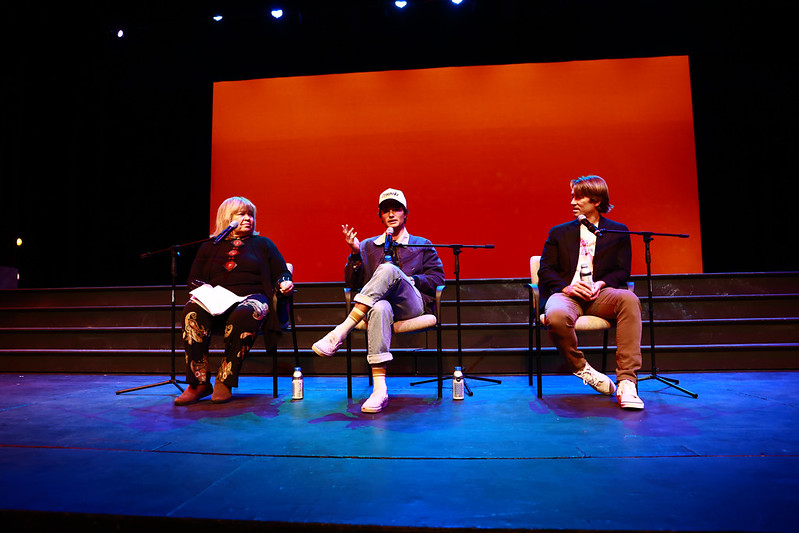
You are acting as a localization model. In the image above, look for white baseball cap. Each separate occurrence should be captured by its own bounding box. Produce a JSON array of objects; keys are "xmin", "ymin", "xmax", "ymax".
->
[{"xmin": 378, "ymin": 188, "xmax": 407, "ymax": 209}]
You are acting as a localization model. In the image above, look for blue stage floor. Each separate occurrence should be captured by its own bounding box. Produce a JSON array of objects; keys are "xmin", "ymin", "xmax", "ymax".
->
[{"xmin": 1, "ymin": 371, "xmax": 797, "ymax": 532}]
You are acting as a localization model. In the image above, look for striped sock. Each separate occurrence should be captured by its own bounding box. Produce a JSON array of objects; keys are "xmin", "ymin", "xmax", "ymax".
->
[{"xmin": 332, "ymin": 307, "xmax": 366, "ymax": 339}]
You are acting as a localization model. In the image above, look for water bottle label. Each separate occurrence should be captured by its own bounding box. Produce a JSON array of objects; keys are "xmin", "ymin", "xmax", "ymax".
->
[
  {"xmin": 292, "ymin": 379, "xmax": 303, "ymax": 400},
  {"xmin": 453, "ymin": 379, "xmax": 464, "ymax": 400}
]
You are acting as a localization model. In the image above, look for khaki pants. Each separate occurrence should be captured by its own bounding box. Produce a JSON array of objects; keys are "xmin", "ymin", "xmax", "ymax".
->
[{"xmin": 544, "ymin": 288, "xmax": 642, "ymax": 383}]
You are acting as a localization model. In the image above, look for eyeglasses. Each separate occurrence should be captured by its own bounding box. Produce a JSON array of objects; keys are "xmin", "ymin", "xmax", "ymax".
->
[{"xmin": 224, "ymin": 239, "xmax": 244, "ymax": 271}]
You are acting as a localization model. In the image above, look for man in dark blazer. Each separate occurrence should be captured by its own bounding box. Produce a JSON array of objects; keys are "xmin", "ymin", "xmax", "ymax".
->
[{"xmin": 538, "ymin": 175, "xmax": 644, "ymax": 409}]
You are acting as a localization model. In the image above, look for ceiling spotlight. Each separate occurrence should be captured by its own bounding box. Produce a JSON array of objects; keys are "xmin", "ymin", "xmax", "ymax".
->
[
  {"xmin": 271, "ymin": 9, "xmax": 284, "ymax": 19},
  {"xmin": 394, "ymin": 1, "xmax": 407, "ymax": 8},
  {"xmin": 116, "ymin": 29, "xmax": 124, "ymax": 38},
  {"xmin": 212, "ymin": 15, "xmax": 223, "ymax": 22},
  {"xmin": 451, "ymin": 0, "xmax": 463, "ymax": 4}
]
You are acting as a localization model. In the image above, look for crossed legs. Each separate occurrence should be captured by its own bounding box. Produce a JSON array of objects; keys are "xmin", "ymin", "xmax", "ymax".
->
[{"xmin": 313, "ymin": 263, "xmax": 425, "ymax": 412}]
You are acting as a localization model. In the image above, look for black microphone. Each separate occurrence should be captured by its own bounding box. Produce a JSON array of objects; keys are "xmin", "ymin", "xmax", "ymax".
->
[
  {"xmin": 212, "ymin": 220, "xmax": 239, "ymax": 245},
  {"xmin": 577, "ymin": 215, "xmax": 603, "ymax": 237},
  {"xmin": 384, "ymin": 227, "xmax": 394, "ymax": 262}
]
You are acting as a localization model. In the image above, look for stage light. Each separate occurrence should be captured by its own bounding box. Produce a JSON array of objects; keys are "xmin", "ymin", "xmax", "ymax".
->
[
  {"xmin": 212, "ymin": 15, "xmax": 223, "ymax": 22},
  {"xmin": 116, "ymin": 29, "xmax": 124, "ymax": 38},
  {"xmin": 271, "ymin": 9, "xmax": 284, "ymax": 19},
  {"xmin": 394, "ymin": 1, "xmax": 407, "ymax": 8},
  {"xmin": 451, "ymin": 0, "xmax": 463, "ymax": 4},
  {"xmin": 16, "ymin": 238, "xmax": 22, "ymax": 247}
]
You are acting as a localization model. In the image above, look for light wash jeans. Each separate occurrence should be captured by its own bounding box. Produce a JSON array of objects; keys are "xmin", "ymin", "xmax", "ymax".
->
[{"xmin": 353, "ymin": 263, "xmax": 425, "ymax": 365}]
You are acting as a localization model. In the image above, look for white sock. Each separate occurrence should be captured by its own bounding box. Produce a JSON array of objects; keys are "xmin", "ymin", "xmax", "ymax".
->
[
  {"xmin": 371, "ymin": 364, "xmax": 387, "ymax": 395},
  {"xmin": 331, "ymin": 307, "xmax": 366, "ymax": 339}
]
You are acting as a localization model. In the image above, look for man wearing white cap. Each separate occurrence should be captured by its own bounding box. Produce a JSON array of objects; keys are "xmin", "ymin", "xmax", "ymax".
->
[{"xmin": 312, "ymin": 188, "xmax": 445, "ymax": 413}]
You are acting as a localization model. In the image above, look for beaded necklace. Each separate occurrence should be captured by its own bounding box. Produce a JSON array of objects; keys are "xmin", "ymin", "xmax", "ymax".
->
[{"xmin": 224, "ymin": 237, "xmax": 247, "ymax": 271}]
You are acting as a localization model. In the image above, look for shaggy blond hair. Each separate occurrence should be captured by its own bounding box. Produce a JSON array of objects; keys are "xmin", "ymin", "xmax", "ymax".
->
[{"xmin": 214, "ymin": 196, "xmax": 258, "ymax": 236}]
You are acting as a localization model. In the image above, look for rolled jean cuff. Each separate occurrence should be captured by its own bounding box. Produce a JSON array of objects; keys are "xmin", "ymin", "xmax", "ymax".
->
[
  {"xmin": 367, "ymin": 351, "xmax": 393, "ymax": 365},
  {"xmin": 353, "ymin": 292, "xmax": 377, "ymax": 307}
]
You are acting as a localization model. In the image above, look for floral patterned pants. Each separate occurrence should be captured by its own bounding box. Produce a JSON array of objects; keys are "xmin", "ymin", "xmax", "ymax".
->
[{"xmin": 182, "ymin": 294, "xmax": 269, "ymax": 388}]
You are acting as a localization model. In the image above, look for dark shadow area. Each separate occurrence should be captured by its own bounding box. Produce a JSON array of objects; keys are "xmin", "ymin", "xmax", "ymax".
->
[{"xmin": 0, "ymin": 1, "xmax": 794, "ymax": 286}]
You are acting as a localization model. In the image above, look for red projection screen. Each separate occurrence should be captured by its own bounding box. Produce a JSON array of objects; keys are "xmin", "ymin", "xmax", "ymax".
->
[{"xmin": 210, "ymin": 56, "xmax": 702, "ymax": 282}]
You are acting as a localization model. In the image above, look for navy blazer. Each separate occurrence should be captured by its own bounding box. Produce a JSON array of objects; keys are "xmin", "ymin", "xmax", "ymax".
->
[{"xmin": 538, "ymin": 217, "xmax": 632, "ymax": 306}]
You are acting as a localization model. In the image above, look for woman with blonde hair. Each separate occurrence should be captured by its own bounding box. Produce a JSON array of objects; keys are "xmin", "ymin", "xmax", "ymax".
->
[{"xmin": 175, "ymin": 196, "xmax": 293, "ymax": 405}]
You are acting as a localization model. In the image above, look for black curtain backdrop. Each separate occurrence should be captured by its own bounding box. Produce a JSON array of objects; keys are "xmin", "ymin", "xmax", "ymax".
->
[{"xmin": 0, "ymin": 0, "xmax": 794, "ymax": 288}]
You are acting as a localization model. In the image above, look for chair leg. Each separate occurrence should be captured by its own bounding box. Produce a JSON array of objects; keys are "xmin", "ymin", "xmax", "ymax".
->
[
  {"xmin": 535, "ymin": 323, "xmax": 543, "ymax": 399},
  {"xmin": 528, "ymin": 318, "xmax": 533, "ymax": 387},
  {"xmin": 527, "ymin": 295, "xmax": 534, "ymax": 387},
  {"xmin": 365, "ymin": 330, "xmax": 373, "ymax": 387},
  {"xmin": 272, "ymin": 348, "xmax": 278, "ymax": 398},
  {"xmin": 601, "ymin": 330, "xmax": 609, "ymax": 375},
  {"xmin": 262, "ymin": 329, "xmax": 279, "ymax": 399},
  {"xmin": 346, "ymin": 336, "xmax": 352, "ymax": 399},
  {"xmin": 437, "ymin": 325, "xmax": 443, "ymax": 399},
  {"xmin": 290, "ymin": 298, "xmax": 300, "ymax": 370}
]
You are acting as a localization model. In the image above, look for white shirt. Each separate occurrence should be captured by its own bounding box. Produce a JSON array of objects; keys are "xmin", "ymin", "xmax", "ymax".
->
[
  {"xmin": 570, "ymin": 224, "xmax": 597, "ymax": 285},
  {"xmin": 374, "ymin": 227, "xmax": 410, "ymax": 246}
]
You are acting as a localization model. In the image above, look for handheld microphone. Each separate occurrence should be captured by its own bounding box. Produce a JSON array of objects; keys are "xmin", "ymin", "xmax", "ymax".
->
[
  {"xmin": 577, "ymin": 215, "xmax": 603, "ymax": 237},
  {"xmin": 384, "ymin": 227, "xmax": 394, "ymax": 262},
  {"xmin": 212, "ymin": 220, "xmax": 240, "ymax": 245}
]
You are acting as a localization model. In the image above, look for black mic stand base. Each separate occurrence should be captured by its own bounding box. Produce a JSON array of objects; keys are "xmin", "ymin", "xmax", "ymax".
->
[
  {"xmin": 116, "ymin": 241, "xmax": 204, "ymax": 396},
  {"xmin": 638, "ymin": 373, "xmax": 698, "ymax": 398},
  {"xmin": 410, "ymin": 373, "xmax": 501, "ymax": 397},
  {"xmin": 116, "ymin": 379, "xmax": 184, "ymax": 395},
  {"xmin": 462, "ymin": 373, "xmax": 502, "ymax": 397}
]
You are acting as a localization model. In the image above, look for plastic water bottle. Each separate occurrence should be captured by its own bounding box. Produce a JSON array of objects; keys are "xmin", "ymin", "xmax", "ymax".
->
[
  {"xmin": 580, "ymin": 263, "xmax": 594, "ymax": 290},
  {"xmin": 292, "ymin": 367, "xmax": 303, "ymax": 400},
  {"xmin": 452, "ymin": 366, "xmax": 464, "ymax": 400}
]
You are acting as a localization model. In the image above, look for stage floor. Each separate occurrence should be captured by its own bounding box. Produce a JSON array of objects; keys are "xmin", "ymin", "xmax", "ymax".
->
[{"xmin": 1, "ymin": 371, "xmax": 797, "ymax": 532}]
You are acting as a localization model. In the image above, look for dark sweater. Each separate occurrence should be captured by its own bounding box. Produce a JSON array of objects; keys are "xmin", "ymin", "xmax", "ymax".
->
[{"xmin": 188, "ymin": 235, "xmax": 291, "ymax": 331}]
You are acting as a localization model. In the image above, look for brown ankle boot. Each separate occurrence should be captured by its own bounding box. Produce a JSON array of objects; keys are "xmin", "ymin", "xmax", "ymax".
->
[
  {"xmin": 174, "ymin": 383, "xmax": 212, "ymax": 406},
  {"xmin": 211, "ymin": 380, "xmax": 232, "ymax": 403}
]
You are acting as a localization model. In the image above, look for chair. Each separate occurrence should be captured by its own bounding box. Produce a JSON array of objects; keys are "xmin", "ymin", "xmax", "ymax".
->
[
  {"xmin": 343, "ymin": 285, "xmax": 445, "ymax": 398},
  {"xmin": 251, "ymin": 264, "xmax": 299, "ymax": 398},
  {"xmin": 528, "ymin": 256, "xmax": 632, "ymax": 398}
]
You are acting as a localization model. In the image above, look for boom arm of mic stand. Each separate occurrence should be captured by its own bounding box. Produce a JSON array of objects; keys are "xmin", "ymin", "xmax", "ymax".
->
[
  {"xmin": 599, "ymin": 229, "xmax": 690, "ymax": 239},
  {"xmin": 140, "ymin": 235, "xmax": 214, "ymax": 260}
]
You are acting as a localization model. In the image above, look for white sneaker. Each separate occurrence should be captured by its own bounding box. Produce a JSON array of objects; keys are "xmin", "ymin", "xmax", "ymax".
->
[
  {"xmin": 361, "ymin": 391, "xmax": 389, "ymax": 413},
  {"xmin": 312, "ymin": 331, "xmax": 342, "ymax": 357},
  {"xmin": 617, "ymin": 380, "xmax": 645, "ymax": 410},
  {"xmin": 573, "ymin": 361, "xmax": 617, "ymax": 396}
]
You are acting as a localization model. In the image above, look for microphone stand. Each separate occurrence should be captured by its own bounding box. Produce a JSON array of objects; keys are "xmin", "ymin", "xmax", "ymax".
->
[
  {"xmin": 600, "ymin": 227, "xmax": 698, "ymax": 398},
  {"xmin": 116, "ymin": 236, "xmax": 212, "ymax": 395},
  {"xmin": 405, "ymin": 242, "xmax": 500, "ymax": 396}
]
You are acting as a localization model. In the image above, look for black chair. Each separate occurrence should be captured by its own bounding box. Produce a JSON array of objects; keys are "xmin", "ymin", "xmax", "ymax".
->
[
  {"xmin": 528, "ymin": 255, "xmax": 633, "ymax": 398},
  {"xmin": 243, "ymin": 264, "xmax": 299, "ymax": 398},
  {"xmin": 343, "ymin": 285, "xmax": 445, "ymax": 398},
  {"xmin": 264, "ymin": 297, "xmax": 299, "ymax": 398}
]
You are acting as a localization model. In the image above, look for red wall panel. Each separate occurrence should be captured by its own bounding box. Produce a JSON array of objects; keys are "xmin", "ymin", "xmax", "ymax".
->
[{"xmin": 211, "ymin": 56, "xmax": 701, "ymax": 281}]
